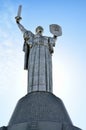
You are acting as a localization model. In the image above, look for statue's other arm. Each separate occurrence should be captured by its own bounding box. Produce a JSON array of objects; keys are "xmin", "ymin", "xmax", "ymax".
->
[
  {"xmin": 53, "ymin": 35, "xmax": 57, "ymax": 46},
  {"xmin": 48, "ymin": 36, "xmax": 57, "ymax": 54}
]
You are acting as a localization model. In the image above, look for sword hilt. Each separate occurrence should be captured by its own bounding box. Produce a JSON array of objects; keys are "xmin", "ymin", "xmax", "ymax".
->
[
  {"xmin": 15, "ymin": 16, "xmax": 22, "ymax": 21},
  {"xmin": 15, "ymin": 16, "xmax": 22, "ymax": 23}
]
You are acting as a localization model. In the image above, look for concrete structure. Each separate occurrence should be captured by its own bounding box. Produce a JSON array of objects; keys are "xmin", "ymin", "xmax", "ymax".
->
[{"xmin": 0, "ymin": 92, "xmax": 81, "ymax": 130}]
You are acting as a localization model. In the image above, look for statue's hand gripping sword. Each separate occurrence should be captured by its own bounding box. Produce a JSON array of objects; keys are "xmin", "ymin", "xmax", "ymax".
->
[{"xmin": 15, "ymin": 5, "xmax": 22, "ymax": 23}]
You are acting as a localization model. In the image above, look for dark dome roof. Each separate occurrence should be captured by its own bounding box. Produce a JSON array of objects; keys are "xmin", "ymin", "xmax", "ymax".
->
[{"xmin": 9, "ymin": 92, "xmax": 72, "ymax": 126}]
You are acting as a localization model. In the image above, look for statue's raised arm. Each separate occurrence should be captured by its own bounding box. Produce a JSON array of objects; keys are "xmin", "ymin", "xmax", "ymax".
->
[
  {"xmin": 15, "ymin": 5, "xmax": 34, "ymax": 70},
  {"xmin": 15, "ymin": 5, "xmax": 34, "ymax": 38},
  {"xmin": 15, "ymin": 5, "xmax": 27, "ymax": 34}
]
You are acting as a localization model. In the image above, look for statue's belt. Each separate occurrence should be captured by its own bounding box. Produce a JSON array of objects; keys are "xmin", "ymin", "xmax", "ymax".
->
[{"xmin": 32, "ymin": 42, "xmax": 49, "ymax": 48}]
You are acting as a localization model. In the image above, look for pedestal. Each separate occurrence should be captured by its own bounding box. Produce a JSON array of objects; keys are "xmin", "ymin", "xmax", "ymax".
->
[{"xmin": 0, "ymin": 92, "xmax": 81, "ymax": 130}]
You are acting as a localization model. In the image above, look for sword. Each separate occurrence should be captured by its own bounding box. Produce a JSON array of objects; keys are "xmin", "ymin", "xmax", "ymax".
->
[{"xmin": 15, "ymin": 5, "xmax": 22, "ymax": 21}]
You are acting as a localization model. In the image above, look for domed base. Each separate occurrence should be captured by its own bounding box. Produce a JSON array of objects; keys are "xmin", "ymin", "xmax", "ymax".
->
[
  {"xmin": 8, "ymin": 91, "xmax": 72, "ymax": 125},
  {"xmin": 0, "ymin": 92, "xmax": 81, "ymax": 130}
]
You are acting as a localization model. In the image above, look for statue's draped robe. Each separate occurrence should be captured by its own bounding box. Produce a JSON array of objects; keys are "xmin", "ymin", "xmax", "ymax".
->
[
  {"xmin": 27, "ymin": 34, "xmax": 55, "ymax": 92},
  {"xmin": 18, "ymin": 23, "xmax": 56, "ymax": 93}
]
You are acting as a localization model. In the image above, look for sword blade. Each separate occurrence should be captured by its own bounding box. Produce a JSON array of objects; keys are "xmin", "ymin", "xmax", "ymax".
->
[{"xmin": 17, "ymin": 5, "xmax": 22, "ymax": 17}]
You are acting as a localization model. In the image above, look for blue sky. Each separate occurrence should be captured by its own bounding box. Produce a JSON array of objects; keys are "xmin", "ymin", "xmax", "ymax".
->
[{"xmin": 0, "ymin": 0, "xmax": 86, "ymax": 129}]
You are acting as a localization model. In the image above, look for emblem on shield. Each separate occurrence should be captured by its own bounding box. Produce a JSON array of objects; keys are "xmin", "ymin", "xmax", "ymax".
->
[{"xmin": 49, "ymin": 24, "xmax": 62, "ymax": 37}]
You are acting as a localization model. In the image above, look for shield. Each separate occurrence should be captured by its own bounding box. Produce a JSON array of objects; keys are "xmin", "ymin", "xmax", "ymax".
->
[{"xmin": 49, "ymin": 24, "xmax": 62, "ymax": 36}]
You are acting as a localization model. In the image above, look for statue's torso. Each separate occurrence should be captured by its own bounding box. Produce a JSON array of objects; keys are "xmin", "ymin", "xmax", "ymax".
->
[
  {"xmin": 26, "ymin": 34, "xmax": 49, "ymax": 46},
  {"xmin": 33, "ymin": 34, "xmax": 48, "ymax": 44}
]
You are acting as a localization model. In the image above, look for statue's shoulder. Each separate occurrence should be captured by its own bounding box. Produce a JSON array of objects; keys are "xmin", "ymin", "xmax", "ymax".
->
[
  {"xmin": 24, "ymin": 30, "xmax": 34, "ymax": 38},
  {"xmin": 43, "ymin": 35, "xmax": 49, "ymax": 40},
  {"xmin": 25, "ymin": 30, "xmax": 34, "ymax": 36},
  {"xmin": 23, "ymin": 30, "xmax": 34, "ymax": 40}
]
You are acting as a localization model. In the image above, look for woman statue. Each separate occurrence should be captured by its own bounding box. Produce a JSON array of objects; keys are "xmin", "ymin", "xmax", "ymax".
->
[{"xmin": 15, "ymin": 17, "xmax": 62, "ymax": 93}]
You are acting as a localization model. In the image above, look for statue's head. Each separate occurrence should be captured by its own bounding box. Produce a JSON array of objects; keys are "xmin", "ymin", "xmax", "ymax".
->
[{"xmin": 35, "ymin": 26, "xmax": 44, "ymax": 34}]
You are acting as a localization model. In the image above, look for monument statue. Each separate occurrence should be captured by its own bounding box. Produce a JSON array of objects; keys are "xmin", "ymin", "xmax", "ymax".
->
[
  {"xmin": 15, "ymin": 5, "xmax": 62, "ymax": 93},
  {"xmin": 0, "ymin": 5, "xmax": 82, "ymax": 130}
]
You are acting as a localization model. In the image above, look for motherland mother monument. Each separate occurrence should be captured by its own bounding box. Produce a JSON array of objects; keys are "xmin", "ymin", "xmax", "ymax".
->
[{"xmin": 0, "ymin": 5, "xmax": 82, "ymax": 130}]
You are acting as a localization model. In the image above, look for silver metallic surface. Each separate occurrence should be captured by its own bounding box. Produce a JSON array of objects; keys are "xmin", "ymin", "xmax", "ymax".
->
[
  {"xmin": 16, "ymin": 17, "xmax": 62, "ymax": 93},
  {"xmin": 15, "ymin": 5, "xmax": 22, "ymax": 23},
  {"xmin": 17, "ymin": 5, "xmax": 22, "ymax": 17}
]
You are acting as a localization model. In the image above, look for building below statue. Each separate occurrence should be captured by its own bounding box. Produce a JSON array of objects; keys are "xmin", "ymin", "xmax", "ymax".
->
[{"xmin": 0, "ymin": 91, "xmax": 81, "ymax": 130}]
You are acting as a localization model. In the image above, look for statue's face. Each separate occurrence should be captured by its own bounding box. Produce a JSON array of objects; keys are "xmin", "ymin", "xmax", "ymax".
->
[
  {"xmin": 36, "ymin": 28, "xmax": 43, "ymax": 35},
  {"xmin": 36, "ymin": 26, "xmax": 44, "ymax": 35}
]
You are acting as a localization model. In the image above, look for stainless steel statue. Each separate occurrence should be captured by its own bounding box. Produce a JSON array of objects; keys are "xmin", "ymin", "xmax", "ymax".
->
[{"xmin": 15, "ymin": 5, "xmax": 62, "ymax": 93}]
